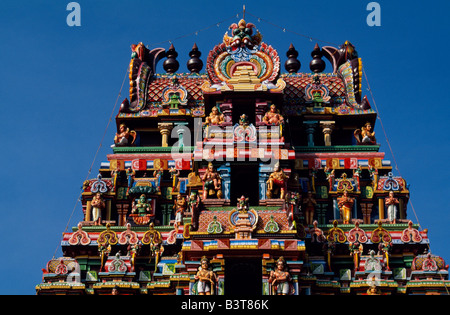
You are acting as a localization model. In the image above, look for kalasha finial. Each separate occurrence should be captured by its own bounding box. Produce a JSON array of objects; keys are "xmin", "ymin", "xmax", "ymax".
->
[
  {"xmin": 284, "ymin": 43, "xmax": 301, "ymax": 73},
  {"xmin": 163, "ymin": 43, "xmax": 179, "ymax": 74},
  {"xmin": 309, "ymin": 43, "xmax": 326, "ymax": 73},
  {"xmin": 187, "ymin": 43, "xmax": 203, "ymax": 74}
]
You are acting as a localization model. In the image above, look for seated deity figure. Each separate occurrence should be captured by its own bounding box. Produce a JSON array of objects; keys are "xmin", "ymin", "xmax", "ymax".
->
[
  {"xmin": 268, "ymin": 257, "xmax": 292, "ymax": 295},
  {"xmin": 132, "ymin": 194, "xmax": 151, "ymax": 217},
  {"xmin": 385, "ymin": 191, "xmax": 399, "ymax": 223},
  {"xmin": 263, "ymin": 104, "xmax": 284, "ymax": 126},
  {"xmin": 354, "ymin": 122, "xmax": 376, "ymax": 145},
  {"xmin": 337, "ymin": 190, "xmax": 354, "ymax": 224},
  {"xmin": 201, "ymin": 163, "xmax": 223, "ymax": 200},
  {"xmin": 194, "ymin": 257, "xmax": 217, "ymax": 295},
  {"xmin": 204, "ymin": 106, "xmax": 224, "ymax": 125},
  {"xmin": 112, "ymin": 124, "xmax": 135, "ymax": 147},
  {"xmin": 266, "ymin": 162, "xmax": 288, "ymax": 199},
  {"xmin": 91, "ymin": 193, "xmax": 105, "ymax": 226}
]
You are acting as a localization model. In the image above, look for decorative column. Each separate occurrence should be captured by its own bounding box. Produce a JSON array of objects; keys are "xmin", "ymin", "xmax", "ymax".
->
[
  {"xmin": 116, "ymin": 203, "xmax": 129, "ymax": 226},
  {"xmin": 317, "ymin": 203, "xmax": 328, "ymax": 225},
  {"xmin": 85, "ymin": 200, "xmax": 92, "ymax": 222},
  {"xmin": 304, "ymin": 121, "xmax": 318, "ymax": 147},
  {"xmin": 219, "ymin": 101, "xmax": 233, "ymax": 125},
  {"xmin": 378, "ymin": 197, "xmax": 385, "ymax": 220},
  {"xmin": 218, "ymin": 163, "xmax": 231, "ymax": 200},
  {"xmin": 320, "ymin": 121, "xmax": 335, "ymax": 146},
  {"xmin": 158, "ymin": 122, "xmax": 174, "ymax": 147},
  {"xmin": 174, "ymin": 122, "xmax": 189, "ymax": 149},
  {"xmin": 361, "ymin": 203, "xmax": 373, "ymax": 224}
]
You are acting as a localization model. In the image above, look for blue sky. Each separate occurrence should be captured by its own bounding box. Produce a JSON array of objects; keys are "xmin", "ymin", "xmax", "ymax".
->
[{"xmin": 0, "ymin": 0, "xmax": 449, "ymax": 294}]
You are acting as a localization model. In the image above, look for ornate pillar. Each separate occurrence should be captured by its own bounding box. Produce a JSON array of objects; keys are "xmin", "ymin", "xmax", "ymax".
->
[
  {"xmin": 219, "ymin": 101, "xmax": 233, "ymax": 125},
  {"xmin": 378, "ymin": 198, "xmax": 385, "ymax": 220},
  {"xmin": 320, "ymin": 121, "xmax": 335, "ymax": 146},
  {"xmin": 361, "ymin": 203, "xmax": 373, "ymax": 224},
  {"xmin": 174, "ymin": 122, "xmax": 189, "ymax": 149},
  {"xmin": 117, "ymin": 203, "xmax": 129, "ymax": 226},
  {"xmin": 158, "ymin": 122, "xmax": 174, "ymax": 147},
  {"xmin": 304, "ymin": 121, "xmax": 318, "ymax": 147},
  {"xmin": 317, "ymin": 203, "xmax": 328, "ymax": 225},
  {"xmin": 85, "ymin": 201, "xmax": 92, "ymax": 222}
]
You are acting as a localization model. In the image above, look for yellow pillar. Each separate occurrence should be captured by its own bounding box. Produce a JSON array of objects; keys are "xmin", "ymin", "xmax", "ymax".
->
[
  {"xmin": 85, "ymin": 201, "xmax": 92, "ymax": 221},
  {"xmin": 158, "ymin": 123, "xmax": 174, "ymax": 147},
  {"xmin": 378, "ymin": 198, "xmax": 384, "ymax": 220}
]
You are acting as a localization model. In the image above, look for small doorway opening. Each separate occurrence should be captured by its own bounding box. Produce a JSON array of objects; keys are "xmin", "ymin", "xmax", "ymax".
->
[
  {"xmin": 224, "ymin": 258, "xmax": 262, "ymax": 295},
  {"xmin": 230, "ymin": 164, "xmax": 260, "ymax": 206}
]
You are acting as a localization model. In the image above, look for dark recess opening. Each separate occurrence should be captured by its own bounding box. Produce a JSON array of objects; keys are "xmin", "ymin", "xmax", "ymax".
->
[
  {"xmin": 230, "ymin": 164, "xmax": 260, "ymax": 206},
  {"xmin": 224, "ymin": 258, "xmax": 262, "ymax": 295}
]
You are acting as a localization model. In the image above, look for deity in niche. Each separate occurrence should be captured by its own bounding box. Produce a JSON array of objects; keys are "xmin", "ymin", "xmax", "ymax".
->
[
  {"xmin": 201, "ymin": 163, "xmax": 223, "ymax": 200},
  {"xmin": 354, "ymin": 122, "xmax": 376, "ymax": 145},
  {"xmin": 113, "ymin": 123, "xmax": 136, "ymax": 147},
  {"xmin": 173, "ymin": 194, "xmax": 187, "ymax": 224},
  {"xmin": 337, "ymin": 190, "xmax": 354, "ymax": 224},
  {"xmin": 132, "ymin": 194, "xmax": 151, "ymax": 216},
  {"xmin": 91, "ymin": 193, "xmax": 105, "ymax": 226},
  {"xmin": 204, "ymin": 106, "xmax": 224, "ymax": 125},
  {"xmin": 303, "ymin": 191, "xmax": 317, "ymax": 226},
  {"xmin": 385, "ymin": 191, "xmax": 399, "ymax": 223},
  {"xmin": 194, "ymin": 257, "xmax": 217, "ymax": 295},
  {"xmin": 266, "ymin": 162, "xmax": 288, "ymax": 199},
  {"xmin": 268, "ymin": 257, "xmax": 292, "ymax": 295},
  {"xmin": 263, "ymin": 104, "xmax": 284, "ymax": 126}
]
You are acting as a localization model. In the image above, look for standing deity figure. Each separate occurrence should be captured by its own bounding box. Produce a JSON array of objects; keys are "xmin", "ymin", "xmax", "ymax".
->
[
  {"xmin": 268, "ymin": 257, "xmax": 292, "ymax": 295},
  {"xmin": 188, "ymin": 191, "xmax": 201, "ymax": 230},
  {"xmin": 349, "ymin": 241, "xmax": 363, "ymax": 271},
  {"xmin": 263, "ymin": 104, "xmax": 284, "ymax": 126},
  {"xmin": 201, "ymin": 163, "xmax": 223, "ymax": 200},
  {"xmin": 337, "ymin": 190, "xmax": 354, "ymax": 224},
  {"xmin": 91, "ymin": 193, "xmax": 105, "ymax": 226},
  {"xmin": 266, "ymin": 163, "xmax": 288, "ymax": 199},
  {"xmin": 194, "ymin": 257, "xmax": 217, "ymax": 295},
  {"xmin": 303, "ymin": 191, "xmax": 317, "ymax": 226},
  {"xmin": 132, "ymin": 194, "xmax": 151, "ymax": 216},
  {"xmin": 153, "ymin": 168, "xmax": 164, "ymax": 192},
  {"xmin": 126, "ymin": 167, "xmax": 135, "ymax": 194},
  {"xmin": 385, "ymin": 191, "xmax": 399, "ymax": 223},
  {"xmin": 173, "ymin": 194, "xmax": 187, "ymax": 225}
]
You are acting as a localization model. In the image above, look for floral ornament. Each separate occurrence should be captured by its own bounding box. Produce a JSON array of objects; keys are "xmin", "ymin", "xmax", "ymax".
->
[
  {"xmin": 97, "ymin": 223, "xmax": 118, "ymax": 247},
  {"xmin": 207, "ymin": 216, "xmax": 223, "ymax": 234},
  {"xmin": 347, "ymin": 222, "xmax": 368, "ymax": 243},
  {"xmin": 68, "ymin": 223, "xmax": 91, "ymax": 246},
  {"xmin": 118, "ymin": 223, "xmax": 139, "ymax": 245},
  {"xmin": 108, "ymin": 253, "xmax": 128, "ymax": 273},
  {"xmin": 326, "ymin": 220, "xmax": 346, "ymax": 243},
  {"xmin": 371, "ymin": 221, "xmax": 392, "ymax": 243},
  {"xmin": 264, "ymin": 215, "xmax": 280, "ymax": 233},
  {"xmin": 401, "ymin": 221, "xmax": 422, "ymax": 243}
]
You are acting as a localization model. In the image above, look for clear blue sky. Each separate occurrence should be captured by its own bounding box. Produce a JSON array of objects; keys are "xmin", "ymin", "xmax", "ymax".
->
[{"xmin": 1, "ymin": 0, "xmax": 449, "ymax": 295}]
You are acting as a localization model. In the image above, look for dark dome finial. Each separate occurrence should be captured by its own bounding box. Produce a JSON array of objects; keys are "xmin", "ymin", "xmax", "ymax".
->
[
  {"xmin": 284, "ymin": 43, "xmax": 301, "ymax": 73},
  {"xmin": 163, "ymin": 44, "xmax": 180, "ymax": 74},
  {"xmin": 309, "ymin": 43, "xmax": 326, "ymax": 73},
  {"xmin": 187, "ymin": 43, "xmax": 203, "ymax": 74}
]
